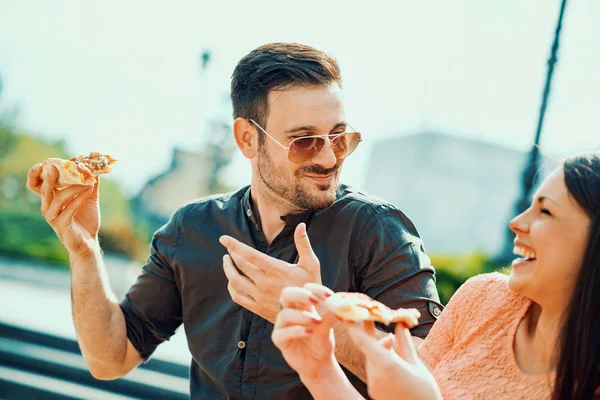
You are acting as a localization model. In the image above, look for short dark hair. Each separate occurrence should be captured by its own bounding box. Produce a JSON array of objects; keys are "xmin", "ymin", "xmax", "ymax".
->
[
  {"xmin": 553, "ymin": 150, "xmax": 600, "ymax": 400},
  {"xmin": 230, "ymin": 43, "xmax": 342, "ymax": 145}
]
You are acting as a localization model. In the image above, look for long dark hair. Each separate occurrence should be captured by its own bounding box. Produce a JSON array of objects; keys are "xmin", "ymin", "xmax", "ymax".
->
[{"xmin": 553, "ymin": 151, "xmax": 600, "ymax": 400}]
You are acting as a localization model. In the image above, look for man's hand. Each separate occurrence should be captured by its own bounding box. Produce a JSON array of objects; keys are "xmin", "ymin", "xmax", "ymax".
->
[
  {"xmin": 26, "ymin": 163, "xmax": 100, "ymax": 259},
  {"xmin": 219, "ymin": 222, "xmax": 321, "ymax": 323}
]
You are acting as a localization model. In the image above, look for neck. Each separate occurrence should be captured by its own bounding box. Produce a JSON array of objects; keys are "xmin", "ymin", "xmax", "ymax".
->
[
  {"xmin": 250, "ymin": 176, "xmax": 304, "ymax": 244},
  {"xmin": 522, "ymin": 300, "xmax": 566, "ymax": 371}
]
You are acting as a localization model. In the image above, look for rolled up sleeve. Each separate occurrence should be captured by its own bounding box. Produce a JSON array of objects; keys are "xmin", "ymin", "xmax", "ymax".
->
[
  {"xmin": 119, "ymin": 210, "xmax": 183, "ymax": 360},
  {"xmin": 353, "ymin": 206, "xmax": 443, "ymax": 339}
]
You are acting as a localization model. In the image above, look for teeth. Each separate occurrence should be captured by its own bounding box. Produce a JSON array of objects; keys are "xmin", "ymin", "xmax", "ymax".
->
[{"xmin": 513, "ymin": 246, "xmax": 537, "ymax": 260}]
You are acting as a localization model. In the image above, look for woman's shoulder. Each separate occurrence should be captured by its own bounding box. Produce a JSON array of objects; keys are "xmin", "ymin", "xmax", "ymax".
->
[
  {"xmin": 447, "ymin": 272, "xmax": 522, "ymax": 312},
  {"xmin": 462, "ymin": 272, "xmax": 510, "ymax": 293}
]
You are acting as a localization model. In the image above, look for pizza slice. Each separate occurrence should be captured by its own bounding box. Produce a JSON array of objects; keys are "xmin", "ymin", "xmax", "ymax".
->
[
  {"xmin": 325, "ymin": 292, "xmax": 421, "ymax": 335},
  {"xmin": 42, "ymin": 152, "xmax": 117, "ymax": 189}
]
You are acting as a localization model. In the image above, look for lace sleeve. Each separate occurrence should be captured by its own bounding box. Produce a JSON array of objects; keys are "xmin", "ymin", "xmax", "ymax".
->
[{"xmin": 418, "ymin": 273, "xmax": 501, "ymax": 367}]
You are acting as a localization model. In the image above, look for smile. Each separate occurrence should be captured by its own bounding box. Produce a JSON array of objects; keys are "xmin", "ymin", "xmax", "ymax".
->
[
  {"xmin": 305, "ymin": 174, "xmax": 335, "ymax": 184},
  {"xmin": 512, "ymin": 243, "xmax": 537, "ymax": 267}
]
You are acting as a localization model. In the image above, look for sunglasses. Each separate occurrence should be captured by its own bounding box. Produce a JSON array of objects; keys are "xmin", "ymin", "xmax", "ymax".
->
[{"xmin": 249, "ymin": 119, "xmax": 362, "ymax": 164}]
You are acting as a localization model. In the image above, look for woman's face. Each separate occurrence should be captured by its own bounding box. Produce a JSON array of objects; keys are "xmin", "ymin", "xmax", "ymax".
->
[{"xmin": 508, "ymin": 167, "xmax": 591, "ymax": 306}]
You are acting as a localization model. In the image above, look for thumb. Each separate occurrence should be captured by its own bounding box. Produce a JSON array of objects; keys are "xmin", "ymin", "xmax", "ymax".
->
[
  {"xmin": 294, "ymin": 223, "xmax": 319, "ymax": 271},
  {"xmin": 90, "ymin": 176, "xmax": 100, "ymax": 201},
  {"xmin": 346, "ymin": 322, "xmax": 391, "ymax": 361},
  {"xmin": 393, "ymin": 323, "xmax": 419, "ymax": 364},
  {"xmin": 379, "ymin": 333, "xmax": 395, "ymax": 350}
]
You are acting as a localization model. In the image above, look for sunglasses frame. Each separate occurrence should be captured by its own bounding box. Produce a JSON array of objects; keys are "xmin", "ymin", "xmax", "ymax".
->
[{"xmin": 248, "ymin": 119, "xmax": 362, "ymax": 163}]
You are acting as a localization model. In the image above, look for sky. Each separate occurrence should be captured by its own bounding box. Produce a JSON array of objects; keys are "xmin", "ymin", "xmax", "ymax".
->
[{"xmin": 0, "ymin": 0, "xmax": 598, "ymax": 196}]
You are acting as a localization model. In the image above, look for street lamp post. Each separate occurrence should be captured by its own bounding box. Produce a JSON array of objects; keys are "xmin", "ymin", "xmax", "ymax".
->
[{"xmin": 497, "ymin": 0, "xmax": 569, "ymax": 265}]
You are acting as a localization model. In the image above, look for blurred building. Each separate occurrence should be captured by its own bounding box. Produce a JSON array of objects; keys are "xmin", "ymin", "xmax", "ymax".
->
[
  {"xmin": 365, "ymin": 132, "xmax": 556, "ymax": 255},
  {"xmin": 133, "ymin": 145, "xmax": 234, "ymax": 228}
]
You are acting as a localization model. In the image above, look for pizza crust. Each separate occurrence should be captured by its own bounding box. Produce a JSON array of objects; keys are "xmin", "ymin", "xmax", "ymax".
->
[
  {"xmin": 42, "ymin": 158, "xmax": 96, "ymax": 188},
  {"xmin": 325, "ymin": 292, "xmax": 421, "ymax": 327},
  {"xmin": 41, "ymin": 152, "xmax": 116, "ymax": 189}
]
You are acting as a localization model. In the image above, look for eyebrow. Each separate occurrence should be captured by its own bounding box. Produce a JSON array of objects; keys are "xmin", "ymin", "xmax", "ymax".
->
[
  {"xmin": 537, "ymin": 196, "xmax": 562, "ymax": 208},
  {"xmin": 283, "ymin": 122, "xmax": 347, "ymax": 135}
]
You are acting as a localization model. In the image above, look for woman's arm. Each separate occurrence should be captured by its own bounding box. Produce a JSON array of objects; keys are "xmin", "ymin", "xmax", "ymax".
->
[
  {"xmin": 300, "ymin": 355, "xmax": 365, "ymax": 400},
  {"xmin": 272, "ymin": 284, "xmax": 365, "ymax": 400},
  {"xmin": 346, "ymin": 322, "xmax": 443, "ymax": 400}
]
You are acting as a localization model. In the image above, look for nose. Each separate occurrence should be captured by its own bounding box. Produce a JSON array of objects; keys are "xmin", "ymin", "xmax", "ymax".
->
[
  {"xmin": 509, "ymin": 209, "xmax": 530, "ymax": 235},
  {"xmin": 310, "ymin": 137, "xmax": 338, "ymax": 169}
]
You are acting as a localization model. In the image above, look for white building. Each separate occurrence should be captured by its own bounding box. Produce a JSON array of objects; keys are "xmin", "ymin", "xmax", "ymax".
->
[{"xmin": 365, "ymin": 132, "xmax": 556, "ymax": 255}]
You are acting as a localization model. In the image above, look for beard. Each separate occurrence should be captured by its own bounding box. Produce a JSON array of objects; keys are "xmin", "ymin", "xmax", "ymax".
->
[{"xmin": 257, "ymin": 148, "xmax": 340, "ymax": 211}]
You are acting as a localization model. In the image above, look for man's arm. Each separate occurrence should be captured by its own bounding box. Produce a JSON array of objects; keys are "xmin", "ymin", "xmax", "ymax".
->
[
  {"xmin": 27, "ymin": 163, "xmax": 181, "ymax": 379},
  {"xmin": 333, "ymin": 325, "xmax": 383, "ymax": 382},
  {"xmin": 25, "ymin": 164, "xmax": 142, "ymax": 379},
  {"xmin": 333, "ymin": 325, "xmax": 423, "ymax": 382},
  {"xmin": 70, "ymin": 248, "xmax": 143, "ymax": 380},
  {"xmin": 338, "ymin": 206, "xmax": 442, "ymax": 381},
  {"xmin": 353, "ymin": 207, "xmax": 442, "ymax": 336}
]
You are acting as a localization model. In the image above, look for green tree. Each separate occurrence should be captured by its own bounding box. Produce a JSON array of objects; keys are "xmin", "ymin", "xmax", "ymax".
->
[{"xmin": 0, "ymin": 78, "xmax": 150, "ymax": 264}]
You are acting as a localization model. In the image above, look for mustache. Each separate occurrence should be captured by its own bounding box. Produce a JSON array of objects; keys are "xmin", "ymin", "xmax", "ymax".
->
[{"xmin": 300, "ymin": 164, "xmax": 340, "ymax": 176}]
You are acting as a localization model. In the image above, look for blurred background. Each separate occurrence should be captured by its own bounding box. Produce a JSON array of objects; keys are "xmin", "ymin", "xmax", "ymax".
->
[{"xmin": 0, "ymin": 0, "xmax": 598, "ymax": 398}]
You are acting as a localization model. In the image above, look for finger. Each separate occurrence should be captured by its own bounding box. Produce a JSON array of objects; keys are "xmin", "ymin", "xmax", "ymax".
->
[
  {"xmin": 363, "ymin": 320, "xmax": 376, "ymax": 337},
  {"xmin": 52, "ymin": 185, "xmax": 94, "ymax": 227},
  {"xmin": 227, "ymin": 284, "xmax": 256, "ymax": 309},
  {"xmin": 302, "ymin": 283, "xmax": 334, "ymax": 301},
  {"xmin": 294, "ymin": 223, "xmax": 319, "ymax": 273},
  {"xmin": 280, "ymin": 286, "xmax": 321, "ymax": 311},
  {"xmin": 223, "ymin": 255, "xmax": 258, "ymax": 298},
  {"xmin": 219, "ymin": 236, "xmax": 282, "ymax": 272},
  {"xmin": 315, "ymin": 309, "xmax": 342, "ymax": 333},
  {"xmin": 45, "ymin": 185, "xmax": 92, "ymax": 224},
  {"xmin": 272, "ymin": 325, "xmax": 312, "ymax": 348},
  {"xmin": 40, "ymin": 166, "xmax": 59, "ymax": 215},
  {"xmin": 275, "ymin": 308, "xmax": 321, "ymax": 329},
  {"xmin": 379, "ymin": 333, "xmax": 395, "ymax": 350},
  {"xmin": 228, "ymin": 250, "xmax": 264, "ymax": 281},
  {"xmin": 26, "ymin": 163, "xmax": 44, "ymax": 196},
  {"xmin": 279, "ymin": 288, "xmax": 340, "ymax": 333},
  {"xmin": 89, "ymin": 176, "xmax": 100, "ymax": 201},
  {"xmin": 345, "ymin": 322, "xmax": 390, "ymax": 360},
  {"xmin": 394, "ymin": 323, "xmax": 418, "ymax": 364}
]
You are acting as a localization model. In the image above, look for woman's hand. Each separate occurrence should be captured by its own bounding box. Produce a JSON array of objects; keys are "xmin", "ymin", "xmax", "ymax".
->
[
  {"xmin": 272, "ymin": 283, "xmax": 340, "ymax": 380},
  {"xmin": 346, "ymin": 322, "xmax": 442, "ymax": 400}
]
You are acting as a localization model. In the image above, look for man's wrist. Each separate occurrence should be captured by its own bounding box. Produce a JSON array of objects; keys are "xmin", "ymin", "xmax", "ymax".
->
[{"xmin": 69, "ymin": 241, "xmax": 101, "ymax": 265}]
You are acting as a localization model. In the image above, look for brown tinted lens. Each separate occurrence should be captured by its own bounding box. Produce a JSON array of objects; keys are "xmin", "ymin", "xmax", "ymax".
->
[
  {"xmin": 331, "ymin": 132, "xmax": 361, "ymax": 159},
  {"xmin": 288, "ymin": 136, "xmax": 326, "ymax": 163}
]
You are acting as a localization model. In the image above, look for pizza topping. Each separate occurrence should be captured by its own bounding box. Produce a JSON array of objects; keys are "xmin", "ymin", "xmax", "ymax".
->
[
  {"xmin": 69, "ymin": 152, "xmax": 117, "ymax": 175},
  {"xmin": 65, "ymin": 160, "xmax": 95, "ymax": 182},
  {"xmin": 41, "ymin": 152, "xmax": 116, "ymax": 189}
]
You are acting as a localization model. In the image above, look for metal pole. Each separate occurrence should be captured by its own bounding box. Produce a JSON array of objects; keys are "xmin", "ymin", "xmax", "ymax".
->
[{"xmin": 497, "ymin": 0, "xmax": 568, "ymax": 264}]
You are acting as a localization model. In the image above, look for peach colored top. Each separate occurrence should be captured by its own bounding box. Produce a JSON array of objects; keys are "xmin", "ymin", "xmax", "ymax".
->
[{"xmin": 418, "ymin": 273, "xmax": 554, "ymax": 400}]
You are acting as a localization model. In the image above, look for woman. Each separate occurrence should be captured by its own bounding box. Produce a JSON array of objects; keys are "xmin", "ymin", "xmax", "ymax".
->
[{"xmin": 272, "ymin": 151, "xmax": 600, "ymax": 399}]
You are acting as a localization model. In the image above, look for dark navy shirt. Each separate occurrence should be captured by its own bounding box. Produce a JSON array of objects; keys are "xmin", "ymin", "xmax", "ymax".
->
[{"xmin": 120, "ymin": 185, "xmax": 442, "ymax": 399}]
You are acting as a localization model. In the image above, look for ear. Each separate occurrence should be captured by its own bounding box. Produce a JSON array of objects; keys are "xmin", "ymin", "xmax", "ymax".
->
[{"xmin": 233, "ymin": 118, "xmax": 259, "ymax": 159}]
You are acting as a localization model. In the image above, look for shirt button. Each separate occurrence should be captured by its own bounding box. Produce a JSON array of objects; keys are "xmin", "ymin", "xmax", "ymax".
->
[
  {"xmin": 432, "ymin": 306, "xmax": 442, "ymax": 317},
  {"xmin": 237, "ymin": 341, "xmax": 246, "ymax": 349}
]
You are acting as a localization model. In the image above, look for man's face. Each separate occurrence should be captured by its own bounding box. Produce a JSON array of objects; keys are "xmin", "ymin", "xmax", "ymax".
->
[{"xmin": 256, "ymin": 84, "xmax": 347, "ymax": 210}]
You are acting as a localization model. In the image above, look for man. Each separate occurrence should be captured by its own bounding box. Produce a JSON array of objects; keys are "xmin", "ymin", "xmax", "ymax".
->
[{"xmin": 26, "ymin": 43, "xmax": 442, "ymax": 399}]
